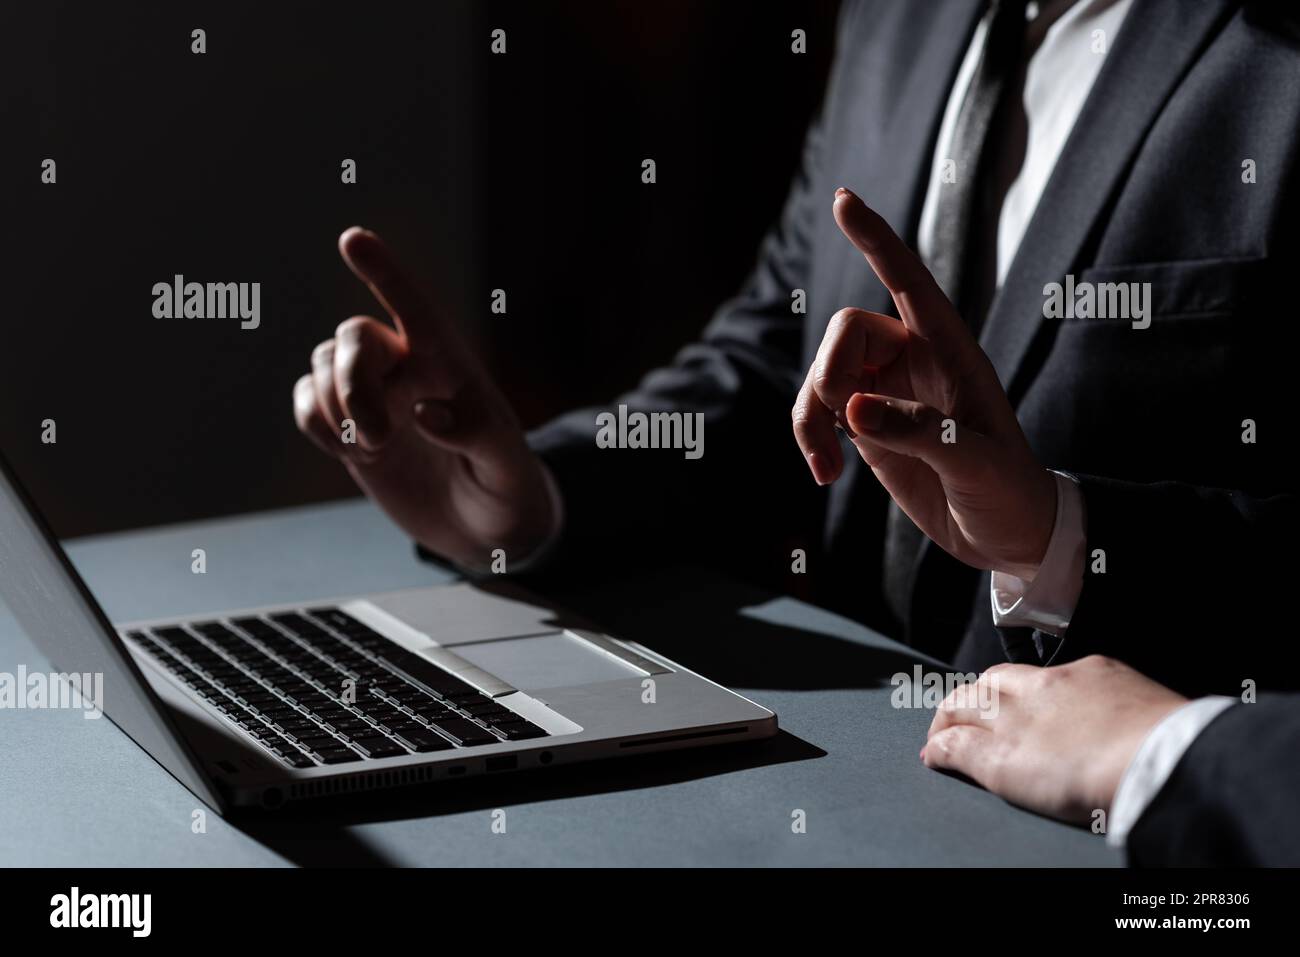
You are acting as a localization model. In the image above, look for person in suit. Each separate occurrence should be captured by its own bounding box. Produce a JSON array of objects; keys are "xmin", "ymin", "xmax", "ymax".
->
[
  {"xmin": 292, "ymin": 0, "xmax": 1298, "ymax": 860},
  {"xmin": 813, "ymin": 183, "xmax": 1294, "ymax": 866}
]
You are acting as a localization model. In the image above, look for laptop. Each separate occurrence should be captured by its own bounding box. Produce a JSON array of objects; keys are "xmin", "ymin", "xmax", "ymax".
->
[{"xmin": 0, "ymin": 450, "xmax": 776, "ymax": 812}]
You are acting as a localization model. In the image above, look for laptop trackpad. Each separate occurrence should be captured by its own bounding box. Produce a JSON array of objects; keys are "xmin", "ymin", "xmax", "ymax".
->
[
  {"xmin": 368, "ymin": 583, "xmax": 564, "ymax": 646},
  {"xmin": 453, "ymin": 633, "xmax": 644, "ymax": 691}
]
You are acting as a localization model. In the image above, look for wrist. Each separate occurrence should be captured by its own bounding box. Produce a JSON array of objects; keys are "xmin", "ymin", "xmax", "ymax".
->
[
  {"xmin": 1096, "ymin": 695, "xmax": 1190, "ymax": 813},
  {"xmin": 997, "ymin": 467, "xmax": 1059, "ymax": 579},
  {"xmin": 489, "ymin": 459, "xmax": 565, "ymax": 569}
]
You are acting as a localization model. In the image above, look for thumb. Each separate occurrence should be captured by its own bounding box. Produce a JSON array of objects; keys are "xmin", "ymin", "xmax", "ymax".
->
[
  {"xmin": 844, "ymin": 393, "xmax": 994, "ymax": 489},
  {"xmin": 409, "ymin": 386, "xmax": 529, "ymax": 494}
]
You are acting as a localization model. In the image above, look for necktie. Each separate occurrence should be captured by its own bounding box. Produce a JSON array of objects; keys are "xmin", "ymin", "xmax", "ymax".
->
[{"xmin": 882, "ymin": 0, "xmax": 1029, "ymax": 634}]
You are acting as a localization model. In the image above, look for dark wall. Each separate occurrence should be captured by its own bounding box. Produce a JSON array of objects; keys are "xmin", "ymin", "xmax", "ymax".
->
[{"xmin": 5, "ymin": 0, "xmax": 837, "ymax": 538}]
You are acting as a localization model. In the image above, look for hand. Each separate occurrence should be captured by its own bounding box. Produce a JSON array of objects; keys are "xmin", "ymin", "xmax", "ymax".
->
[
  {"xmin": 792, "ymin": 188, "xmax": 1056, "ymax": 578},
  {"xmin": 923, "ymin": 656, "xmax": 1188, "ymax": 822},
  {"xmin": 293, "ymin": 228, "xmax": 556, "ymax": 569}
]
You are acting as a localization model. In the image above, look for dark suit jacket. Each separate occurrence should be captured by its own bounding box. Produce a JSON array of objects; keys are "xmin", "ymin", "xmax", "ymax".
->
[
  {"xmin": 1128, "ymin": 698, "xmax": 1300, "ymax": 866},
  {"xmin": 527, "ymin": 0, "xmax": 1300, "ymax": 698}
]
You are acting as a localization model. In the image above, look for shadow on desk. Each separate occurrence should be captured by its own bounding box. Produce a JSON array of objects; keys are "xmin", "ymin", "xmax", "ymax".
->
[
  {"xmin": 533, "ymin": 564, "xmax": 951, "ymax": 692},
  {"xmin": 232, "ymin": 731, "xmax": 823, "ymax": 866}
]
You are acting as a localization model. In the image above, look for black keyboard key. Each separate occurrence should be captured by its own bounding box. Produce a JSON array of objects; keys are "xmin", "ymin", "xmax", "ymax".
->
[
  {"xmin": 286, "ymin": 690, "xmax": 327, "ymax": 708},
  {"xmin": 387, "ymin": 686, "xmax": 432, "ymax": 702},
  {"xmin": 259, "ymin": 706, "xmax": 299, "ymax": 721},
  {"xmin": 443, "ymin": 690, "xmax": 485, "ymax": 705},
  {"xmin": 240, "ymin": 693, "xmax": 282, "ymax": 710},
  {"xmin": 494, "ymin": 720, "xmax": 548, "ymax": 741},
  {"xmin": 463, "ymin": 701, "xmax": 511, "ymax": 718},
  {"xmin": 278, "ymin": 649, "xmax": 318, "ymax": 665},
  {"xmin": 392, "ymin": 728, "xmax": 455, "ymax": 752},
  {"xmin": 351, "ymin": 736, "xmax": 408, "ymax": 758},
  {"xmin": 370, "ymin": 705, "xmax": 410, "ymax": 725},
  {"xmin": 430, "ymin": 717, "xmax": 499, "ymax": 747},
  {"xmin": 324, "ymin": 717, "xmax": 372, "ymax": 734},
  {"xmin": 151, "ymin": 626, "xmax": 192, "ymax": 646},
  {"xmin": 380, "ymin": 651, "xmax": 478, "ymax": 697},
  {"xmin": 307, "ymin": 634, "xmax": 352, "ymax": 654},
  {"xmin": 384, "ymin": 718, "xmax": 427, "ymax": 734},
  {"xmin": 411, "ymin": 703, "xmax": 456, "ymax": 722},
  {"xmin": 314, "ymin": 746, "xmax": 363, "ymax": 764},
  {"xmin": 277, "ymin": 718, "xmax": 325, "ymax": 735},
  {"xmin": 194, "ymin": 621, "xmax": 244, "ymax": 643},
  {"xmin": 307, "ymin": 607, "xmax": 350, "ymax": 627},
  {"xmin": 253, "ymin": 728, "xmax": 300, "ymax": 751},
  {"xmin": 269, "ymin": 612, "xmax": 318, "ymax": 635},
  {"xmin": 260, "ymin": 638, "xmax": 302, "ymax": 656}
]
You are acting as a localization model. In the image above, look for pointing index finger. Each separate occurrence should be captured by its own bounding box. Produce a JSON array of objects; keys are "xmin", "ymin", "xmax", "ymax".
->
[
  {"xmin": 338, "ymin": 227, "xmax": 444, "ymax": 348},
  {"xmin": 832, "ymin": 188, "xmax": 965, "ymax": 344}
]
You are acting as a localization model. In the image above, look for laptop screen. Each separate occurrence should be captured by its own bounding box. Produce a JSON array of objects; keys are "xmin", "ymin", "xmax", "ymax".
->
[{"xmin": 0, "ymin": 450, "xmax": 224, "ymax": 809}]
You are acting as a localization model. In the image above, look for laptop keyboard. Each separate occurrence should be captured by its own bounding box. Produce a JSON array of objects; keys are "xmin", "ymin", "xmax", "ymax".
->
[{"xmin": 127, "ymin": 607, "xmax": 549, "ymax": 769}]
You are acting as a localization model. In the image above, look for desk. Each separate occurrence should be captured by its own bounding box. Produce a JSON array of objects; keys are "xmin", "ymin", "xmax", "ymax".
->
[{"xmin": 0, "ymin": 500, "xmax": 1120, "ymax": 867}]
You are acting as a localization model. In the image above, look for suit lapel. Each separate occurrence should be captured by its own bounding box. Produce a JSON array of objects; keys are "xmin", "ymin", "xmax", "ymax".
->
[
  {"xmin": 831, "ymin": 0, "xmax": 986, "ymax": 318},
  {"xmin": 979, "ymin": 0, "xmax": 1238, "ymax": 397},
  {"xmin": 826, "ymin": 0, "xmax": 985, "ymax": 541}
]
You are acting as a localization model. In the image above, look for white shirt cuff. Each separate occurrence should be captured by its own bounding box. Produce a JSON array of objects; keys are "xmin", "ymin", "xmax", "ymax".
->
[
  {"xmin": 1106, "ymin": 696, "xmax": 1236, "ymax": 848},
  {"xmin": 990, "ymin": 471, "xmax": 1086, "ymax": 637}
]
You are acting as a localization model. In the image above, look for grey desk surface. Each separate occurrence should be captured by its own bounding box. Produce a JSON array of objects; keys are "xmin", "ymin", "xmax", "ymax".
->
[{"xmin": 0, "ymin": 499, "xmax": 1120, "ymax": 867}]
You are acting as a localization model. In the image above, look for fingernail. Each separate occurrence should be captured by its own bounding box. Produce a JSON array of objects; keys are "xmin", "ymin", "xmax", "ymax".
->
[
  {"xmin": 834, "ymin": 408, "xmax": 857, "ymax": 439},
  {"xmin": 807, "ymin": 451, "xmax": 829, "ymax": 486},
  {"xmin": 835, "ymin": 186, "xmax": 850, "ymax": 199},
  {"xmin": 851, "ymin": 394, "xmax": 886, "ymax": 432},
  {"xmin": 414, "ymin": 400, "xmax": 455, "ymax": 433},
  {"xmin": 919, "ymin": 747, "xmax": 926, "ymax": 762}
]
